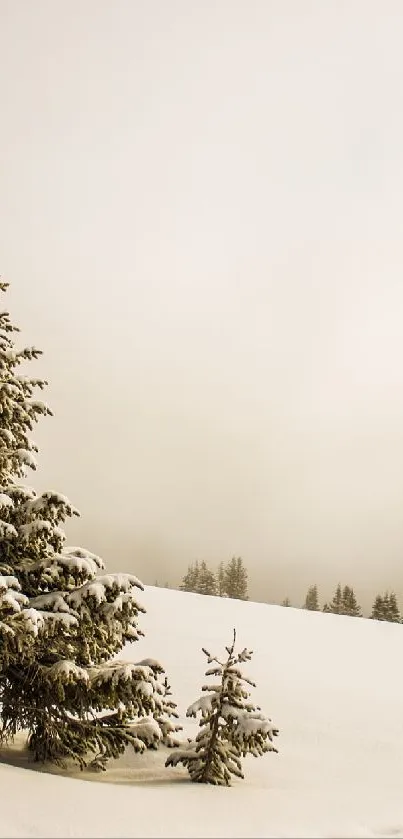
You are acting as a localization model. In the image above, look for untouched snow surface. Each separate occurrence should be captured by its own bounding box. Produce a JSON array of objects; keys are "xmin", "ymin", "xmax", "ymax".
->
[{"xmin": 1, "ymin": 585, "xmax": 403, "ymax": 838}]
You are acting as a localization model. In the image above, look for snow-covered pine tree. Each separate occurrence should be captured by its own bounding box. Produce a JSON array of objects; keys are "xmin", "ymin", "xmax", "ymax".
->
[
  {"xmin": 223, "ymin": 556, "xmax": 248, "ymax": 600},
  {"xmin": 370, "ymin": 594, "xmax": 385, "ymax": 621},
  {"xmin": 303, "ymin": 585, "xmax": 319, "ymax": 611},
  {"xmin": 281, "ymin": 597, "xmax": 291, "ymax": 607},
  {"xmin": 341, "ymin": 585, "xmax": 362, "ymax": 617},
  {"xmin": 217, "ymin": 561, "xmax": 227, "ymax": 597},
  {"xmin": 197, "ymin": 561, "xmax": 217, "ymax": 596},
  {"xmin": 0, "ymin": 282, "xmax": 180, "ymax": 769},
  {"xmin": 385, "ymin": 591, "xmax": 400, "ymax": 622},
  {"xmin": 371, "ymin": 591, "xmax": 400, "ymax": 622},
  {"xmin": 165, "ymin": 629, "xmax": 278, "ymax": 785},
  {"xmin": 180, "ymin": 561, "xmax": 200, "ymax": 593},
  {"xmin": 324, "ymin": 583, "xmax": 343, "ymax": 614}
]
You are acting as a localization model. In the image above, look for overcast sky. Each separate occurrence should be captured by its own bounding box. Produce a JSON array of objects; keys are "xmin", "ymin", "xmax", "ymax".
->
[{"xmin": 1, "ymin": 0, "xmax": 403, "ymax": 610}]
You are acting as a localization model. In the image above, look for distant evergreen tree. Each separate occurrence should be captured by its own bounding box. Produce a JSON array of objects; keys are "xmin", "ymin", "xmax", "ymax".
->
[
  {"xmin": 323, "ymin": 585, "xmax": 361, "ymax": 617},
  {"xmin": 180, "ymin": 561, "xmax": 216, "ymax": 596},
  {"xmin": 281, "ymin": 597, "xmax": 291, "ymax": 607},
  {"xmin": 385, "ymin": 591, "xmax": 400, "ymax": 622},
  {"xmin": 303, "ymin": 585, "xmax": 319, "ymax": 611},
  {"xmin": 324, "ymin": 583, "xmax": 343, "ymax": 614},
  {"xmin": 196, "ymin": 561, "xmax": 217, "ymax": 596},
  {"xmin": 217, "ymin": 561, "xmax": 226, "ymax": 597},
  {"xmin": 180, "ymin": 558, "xmax": 249, "ymax": 599},
  {"xmin": 223, "ymin": 557, "xmax": 248, "ymax": 600},
  {"xmin": 341, "ymin": 586, "xmax": 362, "ymax": 617},
  {"xmin": 166, "ymin": 629, "xmax": 278, "ymax": 785},
  {"xmin": 371, "ymin": 592, "xmax": 400, "ymax": 622},
  {"xmin": 370, "ymin": 594, "xmax": 385, "ymax": 621},
  {"xmin": 180, "ymin": 561, "xmax": 200, "ymax": 593}
]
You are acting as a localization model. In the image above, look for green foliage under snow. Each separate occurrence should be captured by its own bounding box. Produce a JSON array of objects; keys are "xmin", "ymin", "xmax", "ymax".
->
[
  {"xmin": 166, "ymin": 629, "xmax": 278, "ymax": 785},
  {"xmin": 0, "ymin": 282, "xmax": 180, "ymax": 770}
]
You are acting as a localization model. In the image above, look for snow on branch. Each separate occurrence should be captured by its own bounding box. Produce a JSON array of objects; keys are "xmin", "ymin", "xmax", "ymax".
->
[
  {"xmin": 29, "ymin": 591, "xmax": 71, "ymax": 613},
  {"xmin": 62, "ymin": 546, "xmax": 105, "ymax": 571},
  {"xmin": 67, "ymin": 573, "xmax": 144, "ymax": 610},
  {"xmin": 0, "ymin": 520, "xmax": 17, "ymax": 538}
]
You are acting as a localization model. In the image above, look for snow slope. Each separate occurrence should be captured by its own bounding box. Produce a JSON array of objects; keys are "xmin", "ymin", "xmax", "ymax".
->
[{"xmin": 1, "ymin": 586, "xmax": 403, "ymax": 838}]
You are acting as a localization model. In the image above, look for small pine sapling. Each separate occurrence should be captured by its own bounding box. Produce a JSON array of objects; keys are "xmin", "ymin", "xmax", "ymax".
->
[{"xmin": 166, "ymin": 629, "xmax": 278, "ymax": 785}]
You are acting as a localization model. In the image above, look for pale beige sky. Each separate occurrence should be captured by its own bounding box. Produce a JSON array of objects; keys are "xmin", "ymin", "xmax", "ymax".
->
[{"xmin": 1, "ymin": 0, "xmax": 403, "ymax": 611}]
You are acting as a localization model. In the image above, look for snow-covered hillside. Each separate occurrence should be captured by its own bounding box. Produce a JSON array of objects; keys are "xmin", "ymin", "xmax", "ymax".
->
[{"xmin": 1, "ymin": 585, "xmax": 403, "ymax": 838}]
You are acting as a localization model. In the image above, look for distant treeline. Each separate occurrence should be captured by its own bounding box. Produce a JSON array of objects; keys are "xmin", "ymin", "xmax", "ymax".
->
[
  {"xmin": 282, "ymin": 584, "xmax": 401, "ymax": 623},
  {"xmin": 154, "ymin": 571, "xmax": 401, "ymax": 623},
  {"xmin": 180, "ymin": 557, "xmax": 248, "ymax": 600},
  {"xmin": 156, "ymin": 556, "xmax": 248, "ymax": 601}
]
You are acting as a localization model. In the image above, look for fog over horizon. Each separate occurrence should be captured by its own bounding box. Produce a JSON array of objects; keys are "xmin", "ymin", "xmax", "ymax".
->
[{"xmin": 2, "ymin": 1, "xmax": 403, "ymax": 612}]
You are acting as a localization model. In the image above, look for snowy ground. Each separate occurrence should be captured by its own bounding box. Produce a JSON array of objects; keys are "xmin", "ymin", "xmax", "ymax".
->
[{"xmin": 1, "ymin": 585, "xmax": 403, "ymax": 838}]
